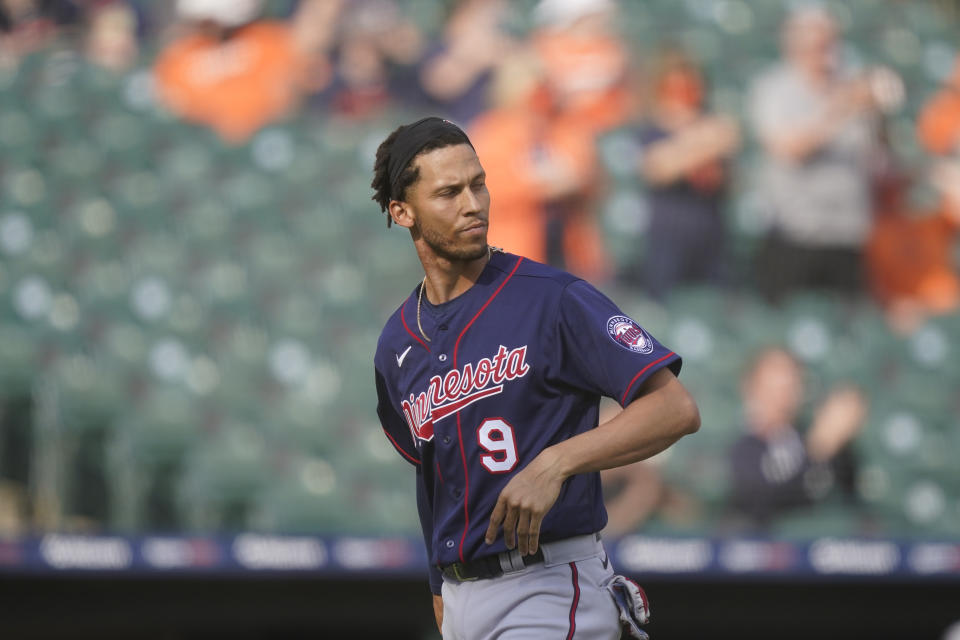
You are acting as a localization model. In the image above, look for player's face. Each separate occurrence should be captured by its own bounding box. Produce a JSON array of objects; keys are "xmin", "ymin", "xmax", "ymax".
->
[{"xmin": 404, "ymin": 144, "xmax": 490, "ymax": 262}]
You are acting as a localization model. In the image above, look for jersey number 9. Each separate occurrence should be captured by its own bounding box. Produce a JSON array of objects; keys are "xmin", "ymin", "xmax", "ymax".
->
[{"xmin": 477, "ymin": 418, "xmax": 518, "ymax": 474}]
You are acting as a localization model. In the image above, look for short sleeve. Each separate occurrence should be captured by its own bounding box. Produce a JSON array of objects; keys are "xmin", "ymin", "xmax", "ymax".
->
[
  {"xmin": 552, "ymin": 280, "xmax": 681, "ymax": 406},
  {"xmin": 375, "ymin": 367, "xmax": 421, "ymax": 465}
]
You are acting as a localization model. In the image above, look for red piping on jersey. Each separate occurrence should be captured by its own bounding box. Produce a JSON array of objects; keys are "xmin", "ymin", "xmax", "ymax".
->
[
  {"xmin": 435, "ymin": 460, "xmax": 445, "ymax": 485},
  {"xmin": 400, "ymin": 303, "xmax": 431, "ymax": 352},
  {"xmin": 620, "ymin": 351, "xmax": 676, "ymax": 406},
  {"xmin": 566, "ymin": 561, "xmax": 580, "ymax": 640},
  {"xmin": 381, "ymin": 426, "xmax": 421, "ymax": 465},
  {"xmin": 453, "ymin": 255, "xmax": 524, "ymax": 563}
]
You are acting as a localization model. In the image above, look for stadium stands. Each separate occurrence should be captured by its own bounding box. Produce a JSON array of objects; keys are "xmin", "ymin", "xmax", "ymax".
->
[{"xmin": 0, "ymin": 0, "xmax": 956, "ymax": 544}]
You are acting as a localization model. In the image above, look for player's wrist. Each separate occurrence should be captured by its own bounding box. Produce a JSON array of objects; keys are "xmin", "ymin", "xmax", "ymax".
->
[{"xmin": 539, "ymin": 443, "xmax": 575, "ymax": 481}]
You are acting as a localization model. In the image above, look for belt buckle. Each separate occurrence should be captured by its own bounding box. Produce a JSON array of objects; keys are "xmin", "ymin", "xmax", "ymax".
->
[{"xmin": 449, "ymin": 563, "xmax": 477, "ymax": 582}]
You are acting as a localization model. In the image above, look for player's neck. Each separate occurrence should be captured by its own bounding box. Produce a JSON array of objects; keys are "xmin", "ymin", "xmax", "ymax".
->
[{"xmin": 418, "ymin": 249, "xmax": 490, "ymax": 305}]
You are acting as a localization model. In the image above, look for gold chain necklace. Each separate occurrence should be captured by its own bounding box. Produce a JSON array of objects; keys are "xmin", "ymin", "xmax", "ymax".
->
[
  {"xmin": 417, "ymin": 246, "xmax": 500, "ymax": 344},
  {"xmin": 416, "ymin": 272, "xmax": 432, "ymax": 343}
]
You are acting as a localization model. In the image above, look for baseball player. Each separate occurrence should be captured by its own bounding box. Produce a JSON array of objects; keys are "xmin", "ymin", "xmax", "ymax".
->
[{"xmin": 371, "ymin": 117, "xmax": 700, "ymax": 639}]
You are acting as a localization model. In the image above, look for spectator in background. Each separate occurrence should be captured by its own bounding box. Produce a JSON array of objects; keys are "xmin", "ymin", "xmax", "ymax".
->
[
  {"xmin": 748, "ymin": 8, "xmax": 892, "ymax": 303},
  {"xmin": 527, "ymin": 0, "xmax": 631, "ymax": 279},
  {"xmin": 417, "ymin": 0, "xmax": 515, "ymax": 126},
  {"xmin": 625, "ymin": 49, "xmax": 739, "ymax": 300},
  {"xmin": 917, "ymin": 54, "xmax": 960, "ymax": 157},
  {"xmin": 470, "ymin": 51, "xmax": 597, "ymax": 270},
  {"xmin": 0, "ymin": 0, "xmax": 81, "ymax": 65},
  {"xmin": 84, "ymin": 1, "xmax": 138, "ymax": 71},
  {"xmin": 866, "ymin": 160, "xmax": 960, "ymax": 333},
  {"xmin": 728, "ymin": 347, "xmax": 868, "ymax": 532},
  {"xmin": 153, "ymin": 0, "xmax": 339, "ymax": 144},
  {"xmin": 321, "ymin": 0, "xmax": 423, "ymax": 122},
  {"xmin": 865, "ymin": 58, "xmax": 960, "ymax": 333},
  {"xmin": 531, "ymin": 0, "xmax": 631, "ymax": 136}
]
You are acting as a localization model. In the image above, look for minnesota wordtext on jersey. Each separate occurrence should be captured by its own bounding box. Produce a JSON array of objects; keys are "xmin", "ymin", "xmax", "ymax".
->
[{"xmin": 401, "ymin": 344, "xmax": 530, "ymax": 442}]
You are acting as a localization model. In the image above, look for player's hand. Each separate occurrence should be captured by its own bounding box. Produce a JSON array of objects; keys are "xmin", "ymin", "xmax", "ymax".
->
[{"xmin": 484, "ymin": 448, "xmax": 566, "ymax": 556}]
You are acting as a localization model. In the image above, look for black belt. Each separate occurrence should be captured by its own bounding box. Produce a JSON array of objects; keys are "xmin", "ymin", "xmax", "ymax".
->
[{"xmin": 440, "ymin": 548, "xmax": 545, "ymax": 582}]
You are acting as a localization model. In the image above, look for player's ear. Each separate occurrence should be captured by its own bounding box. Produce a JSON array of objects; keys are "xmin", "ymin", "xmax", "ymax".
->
[{"xmin": 389, "ymin": 200, "xmax": 415, "ymax": 229}]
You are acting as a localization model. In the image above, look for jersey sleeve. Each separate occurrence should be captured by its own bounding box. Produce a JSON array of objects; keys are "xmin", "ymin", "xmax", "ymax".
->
[
  {"xmin": 375, "ymin": 367, "xmax": 421, "ymax": 466},
  {"xmin": 552, "ymin": 280, "xmax": 682, "ymax": 407}
]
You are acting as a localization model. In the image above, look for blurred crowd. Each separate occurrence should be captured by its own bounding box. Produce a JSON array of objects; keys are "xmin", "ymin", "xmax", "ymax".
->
[
  {"xmin": 0, "ymin": 0, "xmax": 958, "ymax": 538},
  {"xmin": 3, "ymin": 0, "xmax": 957, "ymax": 320},
  {"xmin": 601, "ymin": 345, "xmax": 870, "ymax": 536}
]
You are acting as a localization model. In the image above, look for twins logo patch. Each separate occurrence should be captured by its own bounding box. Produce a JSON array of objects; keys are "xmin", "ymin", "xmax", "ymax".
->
[{"xmin": 607, "ymin": 315, "xmax": 654, "ymax": 354}]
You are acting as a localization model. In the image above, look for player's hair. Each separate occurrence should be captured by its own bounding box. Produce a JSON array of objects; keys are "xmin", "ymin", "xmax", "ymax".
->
[{"xmin": 370, "ymin": 123, "xmax": 473, "ymax": 223}]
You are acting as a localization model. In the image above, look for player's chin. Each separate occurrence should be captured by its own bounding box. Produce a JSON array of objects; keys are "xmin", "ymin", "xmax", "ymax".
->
[{"xmin": 455, "ymin": 230, "xmax": 489, "ymax": 258}]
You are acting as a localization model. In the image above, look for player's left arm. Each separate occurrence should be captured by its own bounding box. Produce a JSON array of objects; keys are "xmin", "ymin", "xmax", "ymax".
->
[{"xmin": 485, "ymin": 367, "xmax": 699, "ymax": 555}]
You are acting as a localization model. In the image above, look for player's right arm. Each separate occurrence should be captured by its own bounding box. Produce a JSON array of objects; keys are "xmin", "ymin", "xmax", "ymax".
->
[
  {"xmin": 485, "ymin": 279, "xmax": 697, "ymax": 555},
  {"xmin": 548, "ymin": 368, "xmax": 699, "ymax": 469},
  {"xmin": 485, "ymin": 367, "xmax": 699, "ymax": 555}
]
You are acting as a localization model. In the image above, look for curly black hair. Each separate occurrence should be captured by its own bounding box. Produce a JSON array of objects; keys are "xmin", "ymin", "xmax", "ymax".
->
[{"xmin": 370, "ymin": 124, "xmax": 474, "ymax": 225}]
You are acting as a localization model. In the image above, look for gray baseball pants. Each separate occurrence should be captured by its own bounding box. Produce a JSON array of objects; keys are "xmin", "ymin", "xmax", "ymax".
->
[{"xmin": 440, "ymin": 533, "xmax": 623, "ymax": 639}]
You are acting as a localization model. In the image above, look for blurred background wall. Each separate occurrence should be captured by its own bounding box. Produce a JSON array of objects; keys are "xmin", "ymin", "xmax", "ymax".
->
[{"xmin": 0, "ymin": 0, "xmax": 958, "ymax": 637}]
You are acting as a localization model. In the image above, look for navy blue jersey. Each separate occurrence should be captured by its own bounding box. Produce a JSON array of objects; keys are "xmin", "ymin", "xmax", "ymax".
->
[{"xmin": 374, "ymin": 252, "xmax": 681, "ymax": 593}]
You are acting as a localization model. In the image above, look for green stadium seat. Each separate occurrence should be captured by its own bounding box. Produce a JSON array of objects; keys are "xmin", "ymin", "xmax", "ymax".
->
[
  {"xmin": 366, "ymin": 480, "xmax": 422, "ymax": 535},
  {"xmin": 770, "ymin": 503, "xmax": 864, "ymax": 539},
  {"xmin": 175, "ymin": 197, "xmax": 234, "ymax": 251},
  {"xmin": 659, "ymin": 436, "xmax": 729, "ymax": 505},
  {"xmin": 266, "ymin": 386, "xmax": 344, "ymax": 457},
  {"xmin": 35, "ymin": 354, "xmax": 127, "ymax": 525},
  {"xmin": 0, "ymin": 109, "xmax": 39, "ymax": 163},
  {"xmin": 175, "ymin": 423, "xmax": 271, "ymax": 532},
  {"xmin": 247, "ymin": 456, "xmax": 356, "ymax": 534},
  {"xmin": 0, "ymin": 324, "xmax": 41, "ymax": 392},
  {"xmin": 726, "ymin": 294, "xmax": 786, "ymax": 351}
]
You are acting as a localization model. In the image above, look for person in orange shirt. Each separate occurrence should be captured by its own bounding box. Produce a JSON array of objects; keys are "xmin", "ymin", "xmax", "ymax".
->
[
  {"xmin": 917, "ymin": 55, "xmax": 960, "ymax": 156},
  {"xmin": 469, "ymin": 52, "xmax": 600, "ymax": 275},
  {"xmin": 153, "ymin": 0, "xmax": 340, "ymax": 144},
  {"xmin": 885, "ymin": 51, "xmax": 960, "ymax": 330},
  {"xmin": 866, "ymin": 162, "xmax": 960, "ymax": 332},
  {"xmin": 530, "ymin": 0, "xmax": 631, "ymax": 137}
]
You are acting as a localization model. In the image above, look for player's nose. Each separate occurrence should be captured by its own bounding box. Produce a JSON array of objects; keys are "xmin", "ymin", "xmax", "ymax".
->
[{"xmin": 459, "ymin": 186, "xmax": 486, "ymax": 217}]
